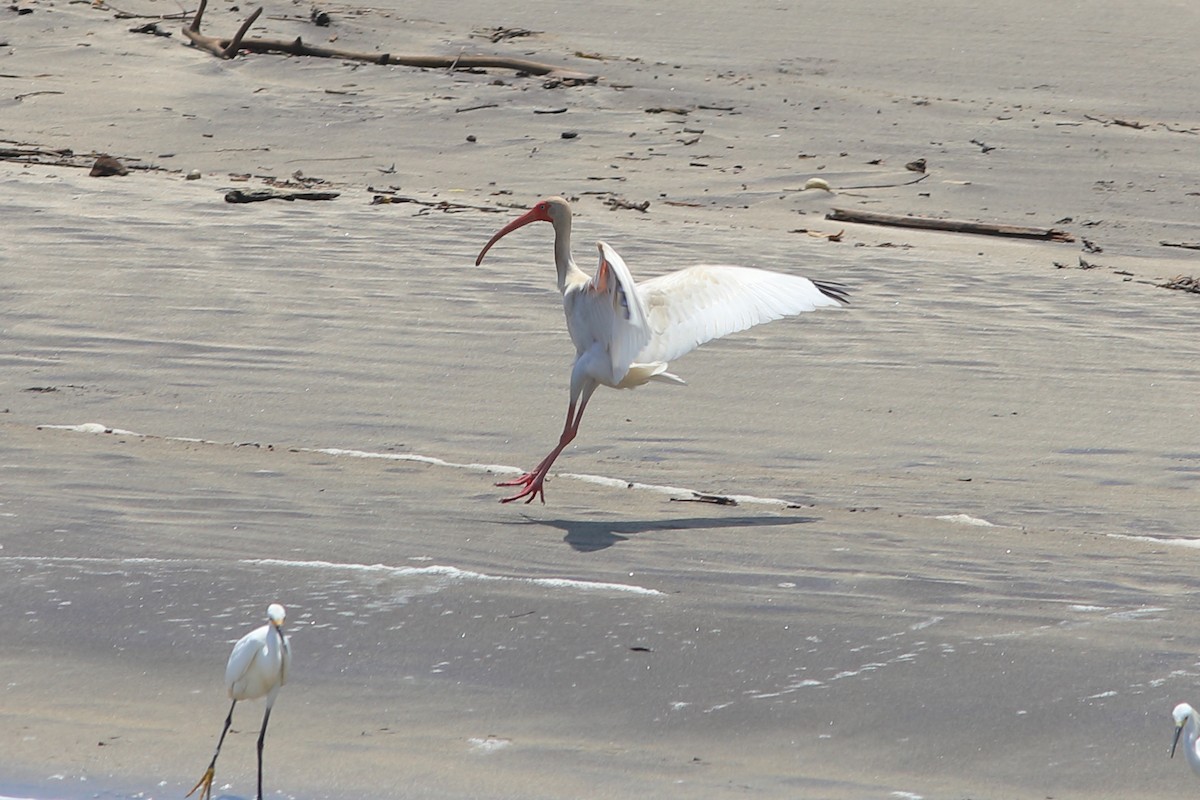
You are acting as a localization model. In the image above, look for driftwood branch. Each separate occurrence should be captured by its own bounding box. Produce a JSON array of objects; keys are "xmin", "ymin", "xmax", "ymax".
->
[
  {"xmin": 181, "ymin": 0, "xmax": 597, "ymax": 83},
  {"xmin": 225, "ymin": 189, "xmax": 339, "ymax": 203},
  {"xmin": 224, "ymin": 6, "xmax": 263, "ymax": 58},
  {"xmin": 826, "ymin": 208, "xmax": 1074, "ymax": 242}
]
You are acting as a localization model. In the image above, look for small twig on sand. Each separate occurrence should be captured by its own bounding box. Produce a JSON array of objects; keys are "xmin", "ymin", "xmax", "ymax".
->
[
  {"xmin": 128, "ymin": 21, "xmax": 173, "ymax": 37},
  {"xmin": 604, "ymin": 196, "xmax": 650, "ymax": 212},
  {"xmin": 1161, "ymin": 241, "xmax": 1200, "ymax": 251},
  {"xmin": 14, "ymin": 90, "xmax": 65, "ymax": 101},
  {"xmin": 473, "ymin": 26, "xmax": 541, "ymax": 44},
  {"xmin": 789, "ymin": 228, "xmax": 844, "ymax": 242},
  {"xmin": 670, "ymin": 492, "xmax": 738, "ymax": 506},
  {"xmin": 1084, "ymin": 114, "xmax": 1147, "ymax": 129},
  {"xmin": 837, "ymin": 173, "xmax": 929, "ymax": 191},
  {"xmin": 454, "ymin": 103, "xmax": 498, "ymax": 113},
  {"xmin": 826, "ymin": 208, "xmax": 1074, "ymax": 242}
]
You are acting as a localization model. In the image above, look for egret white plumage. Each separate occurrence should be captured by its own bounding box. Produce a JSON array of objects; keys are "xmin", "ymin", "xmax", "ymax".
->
[
  {"xmin": 475, "ymin": 196, "xmax": 848, "ymax": 504},
  {"xmin": 1172, "ymin": 702, "xmax": 1200, "ymax": 777},
  {"xmin": 188, "ymin": 603, "xmax": 291, "ymax": 800}
]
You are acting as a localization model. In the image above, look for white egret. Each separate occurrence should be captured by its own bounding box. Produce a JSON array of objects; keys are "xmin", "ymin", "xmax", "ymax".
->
[
  {"xmin": 188, "ymin": 603, "xmax": 291, "ymax": 800},
  {"xmin": 1172, "ymin": 702, "xmax": 1200, "ymax": 777},
  {"xmin": 475, "ymin": 196, "xmax": 848, "ymax": 504}
]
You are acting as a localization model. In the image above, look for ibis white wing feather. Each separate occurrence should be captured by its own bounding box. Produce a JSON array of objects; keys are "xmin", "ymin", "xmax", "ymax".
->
[
  {"xmin": 634, "ymin": 265, "xmax": 845, "ymax": 364},
  {"xmin": 566, "ymin": 242, "xmax": 652, "ymax": 384}
]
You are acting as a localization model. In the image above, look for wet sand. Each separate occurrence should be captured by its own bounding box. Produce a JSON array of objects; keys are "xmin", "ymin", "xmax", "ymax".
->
[{"xmin": 3, "ymin": 0, "xmax": 1200, "ymax": 798}]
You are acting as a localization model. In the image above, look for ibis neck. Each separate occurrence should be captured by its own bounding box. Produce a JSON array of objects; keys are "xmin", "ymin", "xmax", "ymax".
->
[{"xmin": 553, "ymin": 218, "xmax": 586, "ymax": 293}]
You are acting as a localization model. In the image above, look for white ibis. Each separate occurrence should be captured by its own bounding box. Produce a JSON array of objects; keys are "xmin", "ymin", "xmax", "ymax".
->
[
  {"xmin": 475, "ymin": 196, "xmax": 848, "ymax": 504},
  {"xmin": 1172, "ymin": 702, "xmax": 1200, "ymax": 778},
  {"xmin": 188, "ymin": 603, "xmax": 291, "ymax": 800}
]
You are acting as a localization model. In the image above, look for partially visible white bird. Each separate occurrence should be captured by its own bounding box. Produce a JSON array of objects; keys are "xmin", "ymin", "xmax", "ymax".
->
[
  {"xmin": 188, "ymin": 603, "xmax": 291, "ymax": 800},
  {"xmin": 1172, "ymin": 702, "xmax": 1200, "ymax": 777},
  {"xmin": 475, "ymin": 196, "xmax": 849, "ymax": 504}
]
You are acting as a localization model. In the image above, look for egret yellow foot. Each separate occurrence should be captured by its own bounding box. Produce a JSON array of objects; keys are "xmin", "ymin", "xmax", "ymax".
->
[{"xmin": 186, "ymin": 766, "xmax": 215, "ymax": 800}]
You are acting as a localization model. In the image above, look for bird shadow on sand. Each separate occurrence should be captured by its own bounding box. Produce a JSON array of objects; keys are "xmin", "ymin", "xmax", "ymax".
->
[{"xmin": 512, "ymin": 513, "xmax": 819, "ymax": 552}]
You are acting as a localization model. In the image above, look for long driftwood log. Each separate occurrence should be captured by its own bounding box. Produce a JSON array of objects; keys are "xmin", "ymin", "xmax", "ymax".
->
[
  {"xmin": 181, "ymin": 0, "xmax": 598, "ymax": 84},
  {"xmin": 826, "ymin": 208, "xmax": 1074, "ymax": 242},
  {"xmin": 225, "ymin": 189, "xmax": 340, "ymax": 203}
]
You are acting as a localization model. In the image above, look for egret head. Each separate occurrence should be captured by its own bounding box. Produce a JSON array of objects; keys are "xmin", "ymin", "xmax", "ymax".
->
[
  {"xmin": 475, "ymin": 196, "xmax": 571, "ymax": 266},
  {"xmin": 1172, "ymin": 702, "xmax": 1194, "ymax": 758},
  {"xmin": 267, "ymin": 603, "xmax": 286, "ymax": 627}
]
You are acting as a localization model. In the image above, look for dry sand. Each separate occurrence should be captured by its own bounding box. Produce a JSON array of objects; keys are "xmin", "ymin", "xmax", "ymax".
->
[{"xmin": 2, "ymin": 0, "xmax": 1200, "ymax": 798}]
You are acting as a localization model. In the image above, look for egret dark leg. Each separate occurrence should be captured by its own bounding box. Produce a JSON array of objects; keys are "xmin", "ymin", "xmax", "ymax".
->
[
  {"xmin": 256, "ymin": 705, "xmax": 273, "ymax": 800},
  {"xmin": 214, "ymin": 699, "xmax": 237, "ymax": 762},
  {"xmin": 188, "ymin": 700, "xmax": 237, "ymax": 800}
]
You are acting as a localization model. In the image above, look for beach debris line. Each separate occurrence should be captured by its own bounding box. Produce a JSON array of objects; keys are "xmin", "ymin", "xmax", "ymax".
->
[
  {"xmin": 1158, "ymin": 275, "xmax": 1200, "ymax": 295},
  {"xmin": 474, "ymin": 196, "xmax": 848, "ymax": 504},
  {"xmin": 1081, "ymin": 114, "xmax": 1198, "ymax": 134},
  {"xmin": 826, "ymin": 207, "xmax": 1074, "ymax": 242},
  {"xmin": 4, "ymin": 142, "xmax": 155, "ymax": 175},
  {"xmin": 2, "ymin": 143, "xmax": 94, "ymax": 167},
  {"xmin": 180, "ymin": 0, "xmax": 597, "ymax": 83},
  {"xmin": 367, "ymin": 191, "xmax": 508, "ymax": 213}
]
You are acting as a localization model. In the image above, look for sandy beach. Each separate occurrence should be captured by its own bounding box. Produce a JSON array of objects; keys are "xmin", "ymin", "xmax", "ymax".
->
[{"xmin": 3, "ymin": 0, "xmax": 1200, "ymax": 798}]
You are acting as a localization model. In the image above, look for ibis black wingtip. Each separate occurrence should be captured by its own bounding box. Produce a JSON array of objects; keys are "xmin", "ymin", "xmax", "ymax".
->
[{"xmin": 814, "ymin": 280, "xmax": 850, "ymax": 305}]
